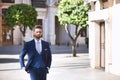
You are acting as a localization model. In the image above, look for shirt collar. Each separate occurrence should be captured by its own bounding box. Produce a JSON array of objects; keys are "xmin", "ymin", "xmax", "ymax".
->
[{"xmin": 34, "ymin": 38, "xmax": 41, "ymax": 43}]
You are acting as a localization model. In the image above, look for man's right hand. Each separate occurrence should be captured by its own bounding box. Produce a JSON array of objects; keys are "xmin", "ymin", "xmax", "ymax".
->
[{"xmin": 21, "ymin": 67, "xmax": 30, "ymax": 73}]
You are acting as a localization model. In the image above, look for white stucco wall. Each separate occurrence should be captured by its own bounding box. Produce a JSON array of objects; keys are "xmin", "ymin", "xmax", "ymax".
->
[
  {"xmin": 89, "ymin": 9, "xmax": 108, "ymax": 68},
  {"xmin": 89, "ymin": 22, "xmax": 100, "ymax": 68},
  {"xmin": 89, "ymin": 3, "xmax": 120, "ymax": 75},
  {"xmin": 111, "ymin": 4, "xmax": 120, "ymax": 75}
]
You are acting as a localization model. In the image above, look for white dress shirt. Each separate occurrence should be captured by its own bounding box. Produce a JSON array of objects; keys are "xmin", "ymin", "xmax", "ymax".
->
[{"xmin": 34, "ymin": 39, "xmax": 42, "ymax": 53}]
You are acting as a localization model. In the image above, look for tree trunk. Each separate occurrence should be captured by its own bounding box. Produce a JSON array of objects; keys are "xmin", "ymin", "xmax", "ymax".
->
[
  {"xmin": 65, "ymin": 25, "xmax": 81, "ymax": 57},
  {"xmin": 72, "ymin": 40, "xmax": 77, "ymax": 57},
  {"xmin": 19, "ymin": 26, "xmax": 27, "ymax": 44},
  {"xmin": 19, "ymin": 26, "xmax": 26, "ymax": 37}
]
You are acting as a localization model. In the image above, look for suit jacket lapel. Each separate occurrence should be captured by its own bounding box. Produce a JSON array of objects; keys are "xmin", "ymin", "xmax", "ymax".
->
[
  {"xmin": 41, "ymin": 40, "xmax": 45, "ymax": 53},
  {"xmin": 31, "ymin": 39, "xmax": 38, "ymax": 53}
]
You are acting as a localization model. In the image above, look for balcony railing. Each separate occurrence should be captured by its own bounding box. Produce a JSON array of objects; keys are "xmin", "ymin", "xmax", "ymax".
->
[
  {"xmin": 46, "ymin": 0, "xmax": 60, "ymax": 6},
  {"xmin": 0, "ymin": 0, "xmax": 14, "ymax": 3},
  {"xmin": 31, "ymin": 0, "xmax": 61, "ymax": 8}
]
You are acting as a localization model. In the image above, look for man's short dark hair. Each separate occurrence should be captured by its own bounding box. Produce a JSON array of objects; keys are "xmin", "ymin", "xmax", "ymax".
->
[{"xmin": 33, "ymin": 25, "xmax": 42, "ymax": 31}]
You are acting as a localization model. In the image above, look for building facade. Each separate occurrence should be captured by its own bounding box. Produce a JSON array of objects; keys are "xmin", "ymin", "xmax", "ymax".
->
[
  {"xmin": 0, "ymin": 0, "xmax": 87, "ymax": 46},
  {"xmin": 0, "ymin": 0, "xmax": 14, "ymax": 46},
  {"xmin": 89, "ymin": 0, "xmax": 120, "ymax": 75}
]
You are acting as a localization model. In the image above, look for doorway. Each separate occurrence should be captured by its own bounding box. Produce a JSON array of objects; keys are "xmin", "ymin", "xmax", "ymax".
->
[
  {"xmin": 2, "ymin": 8, "xmax": 13, "ymax": 46},
  {"xmin": 2, "ymin": 26, "xmax": 13, "ymax": 45},
  {"xmin": 100, "ymin": 22, "xmax": 105, "ymax": 70},
  {"xmin": 55, "ymin": 16, "xmax": 68, "ymax": 45}
]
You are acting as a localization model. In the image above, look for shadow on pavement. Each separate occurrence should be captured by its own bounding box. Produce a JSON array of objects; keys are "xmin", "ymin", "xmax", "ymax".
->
[
  {"xmin": 0, "ymin": 58, "xmax": 27, "ymax": 63},
  {"xmin": 0, "ymin": 68, "xmax": 21, "ymax": 71},
  {"xmin": 0, "ymin": 58, "xmax": 19, "ymax": 63},
  {"xmin": 0, "ymin": 45, "xmax": 88, "ymax": 64},
  {"xmin": 0, "ymin": 45, "xmax": 22, "ymax": 55},
  {"xmin": 0, "ymin": 44, "xmax": 88, "ymax": 54},
  {"xmin": 52, "ymin": 63, "xmax": 90, "ymax": 69}
]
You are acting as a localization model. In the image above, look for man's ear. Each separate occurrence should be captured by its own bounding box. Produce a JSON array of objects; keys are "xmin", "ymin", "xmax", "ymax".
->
[{"xmin": 33, "ymin": 32, "xmax": 35, "ymax": 37}]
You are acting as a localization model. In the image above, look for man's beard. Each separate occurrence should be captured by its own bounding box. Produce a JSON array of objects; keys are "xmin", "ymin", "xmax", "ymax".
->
[{"xmin": 34, "ymin": 35, "xmax": 42, "ymax": 40}]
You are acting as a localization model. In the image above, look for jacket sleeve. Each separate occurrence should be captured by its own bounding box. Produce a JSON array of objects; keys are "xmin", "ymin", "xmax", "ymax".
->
[
  {"xmin": 46, "ymin": 43, "xmax": 52, "ymax": 68},
  {"xmin": 19, "ymin": 43, "xmax": 28, "ymax": 68}
]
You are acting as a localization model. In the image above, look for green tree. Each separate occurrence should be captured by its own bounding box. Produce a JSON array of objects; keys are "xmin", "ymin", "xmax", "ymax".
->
[
  {"xmin": 57, "ymin": 0, "xmax": 90, "ymax": 57},
  {"xmin": 4, "ymin": 3, "xmax": 37, "ymax": 38}
]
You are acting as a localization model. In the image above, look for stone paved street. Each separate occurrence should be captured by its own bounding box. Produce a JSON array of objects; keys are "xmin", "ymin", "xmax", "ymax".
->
[{"xmin": 0, "ymin": 45, "xmax": 120, "ymax": 80}]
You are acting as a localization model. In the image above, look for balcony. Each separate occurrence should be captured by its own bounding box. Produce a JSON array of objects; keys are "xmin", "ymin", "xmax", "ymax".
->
[
  {"xmin": 46, "ymin": 0, "xmax": 60, "ymax": 6},
  {"xmin": 31, "ymin": 0, "xmax": 46, "ymax": 8}
]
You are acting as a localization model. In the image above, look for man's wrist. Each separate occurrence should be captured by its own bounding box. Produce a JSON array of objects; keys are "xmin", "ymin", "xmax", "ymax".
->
[
  {"xmin": 47, "ymin": 67, "xmax": 50, "ymax": 70},
  {"xmin": 21, "ymin": 67, "xmax": 25, "ymax": 70}
]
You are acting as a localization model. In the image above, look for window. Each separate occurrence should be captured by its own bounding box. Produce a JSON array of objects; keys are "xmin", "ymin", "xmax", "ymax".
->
[
  {"xmin": 102, "ymin": 0, "xmax": 108, "ymax": 2},
  {"xmin": 37, "ymin": 19, "xmax": 42, "ymax": 25},
  {"xmin": 2, "ymin": 8, "xmax": 7, "ymax": 17},
  {"xmin": 80, "ymin": 27, "xmax": 86, "ymax": 37}
]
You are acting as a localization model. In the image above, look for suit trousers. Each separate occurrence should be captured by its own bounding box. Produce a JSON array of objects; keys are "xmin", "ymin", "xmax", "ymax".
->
[{"xmin": 30, "ymin": 67, "xmax": 47, "ymax": 80}]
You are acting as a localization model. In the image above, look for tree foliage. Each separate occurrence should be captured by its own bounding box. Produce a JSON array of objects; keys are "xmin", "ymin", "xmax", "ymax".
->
[
  {"xmin": 4, "ymin": 3, "xmax": 38, "ymax": 36},
  {"xmin": 58, "ymin": 0, "xmax": 90, "ymax": 27}
]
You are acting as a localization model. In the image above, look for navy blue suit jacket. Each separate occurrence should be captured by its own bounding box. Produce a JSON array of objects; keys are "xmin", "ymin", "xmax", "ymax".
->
[{"xmin": 19, "ymin": 39, "xmax": 52, "ymax": 72}]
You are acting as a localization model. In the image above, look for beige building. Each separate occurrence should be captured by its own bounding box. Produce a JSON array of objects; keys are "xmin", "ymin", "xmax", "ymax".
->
[
  {"xmin": 89, "ymin": 0, "xmax": 120, "ymax": 75},
  {"xmin": 0, "ymin": 0, "xmax": 87, "ymax": 46}
]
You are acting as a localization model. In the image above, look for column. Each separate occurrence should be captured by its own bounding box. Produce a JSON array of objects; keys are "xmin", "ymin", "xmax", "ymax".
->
[
  {"xmin": 89, "ymin": 22, "xmax": 100, "ymax": 68},
  {"xmin": 43, "ymin": 17, "xmax": 49, "ymax": 41},
  {"xmin": 13, "ymin": 26, "xmax": 22, "ymax": 45},
  {"xmin": 48, "ymin": 7, "xmax": 56, "ymax": 45},
  {"xmin": 105, "ymin": 19, "xmax": 112, "ymax": 72}
]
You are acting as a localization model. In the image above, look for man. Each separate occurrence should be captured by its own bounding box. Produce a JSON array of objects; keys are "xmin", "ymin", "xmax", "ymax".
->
[{"xmin": 19, "ymin": 25, "xmax": 52, "ymax": 80}]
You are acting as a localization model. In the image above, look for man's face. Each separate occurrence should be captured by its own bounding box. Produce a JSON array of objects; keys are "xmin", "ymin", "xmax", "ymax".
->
[{"xmin": 33, "ymin": 28, "xmax": 42, "ymax": 40}]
